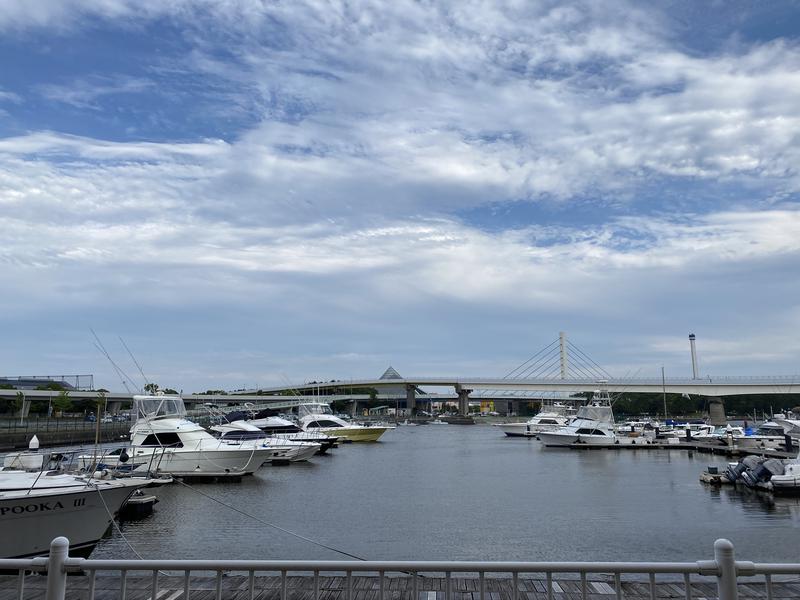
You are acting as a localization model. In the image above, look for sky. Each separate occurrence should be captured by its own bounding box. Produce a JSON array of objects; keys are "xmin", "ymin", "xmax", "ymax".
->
[{"xmin": 1, "ymin": 0, "xmax": 799, "ymax": 393}]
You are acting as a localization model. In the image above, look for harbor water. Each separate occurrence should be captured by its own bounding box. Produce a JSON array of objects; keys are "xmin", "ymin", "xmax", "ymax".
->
[{"xmin": 92, "ymin": 424, "xmax": 800, "ymax": 562}]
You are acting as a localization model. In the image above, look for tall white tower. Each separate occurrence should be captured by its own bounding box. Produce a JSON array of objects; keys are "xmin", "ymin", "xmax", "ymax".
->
[{"xmin": 689, "ymin": 333, "xmax": 699, "ymax": 379}]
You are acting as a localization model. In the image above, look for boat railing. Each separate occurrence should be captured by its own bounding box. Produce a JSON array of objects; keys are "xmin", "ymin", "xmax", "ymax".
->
[{"xmin": 2, "ymin": 537, "xmax": 799, "ymax": 600}]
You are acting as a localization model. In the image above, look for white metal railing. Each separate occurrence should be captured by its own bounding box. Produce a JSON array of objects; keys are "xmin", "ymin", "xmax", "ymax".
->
[{"xmin": 1, "ymin": 537, "xmax": 799, "ymax": 600}]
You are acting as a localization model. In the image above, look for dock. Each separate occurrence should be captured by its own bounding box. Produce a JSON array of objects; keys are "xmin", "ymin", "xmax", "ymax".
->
[
  {"xmin": 2, "ymin": 573, "xmax": 800, "ymax": 600},
  {"xmin": 551, "ymin": 441, "xmax": 796, "ymax": 459}
]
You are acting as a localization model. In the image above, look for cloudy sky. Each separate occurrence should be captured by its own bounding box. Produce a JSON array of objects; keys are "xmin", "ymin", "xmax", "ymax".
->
[{"xmin": 1, "ymin": 0, "xmax": 799, "ymax": 392}]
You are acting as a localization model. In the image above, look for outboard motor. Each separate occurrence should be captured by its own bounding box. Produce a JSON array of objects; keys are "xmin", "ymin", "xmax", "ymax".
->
[
  {"xmin": 725, "ymin": 455, "xmax": 764, "ymax": 483},
  {"xmin": 742, "ymin": 458, "xmax": 785, "ymax": 488}
]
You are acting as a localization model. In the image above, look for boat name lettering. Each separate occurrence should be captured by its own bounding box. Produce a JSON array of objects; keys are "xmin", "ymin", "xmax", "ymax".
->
[{"xmin": 0, "ymin": 500, "xmax": 65, "ymax": 516}]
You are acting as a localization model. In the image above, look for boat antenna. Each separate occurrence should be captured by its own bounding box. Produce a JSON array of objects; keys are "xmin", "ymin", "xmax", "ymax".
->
[
  {"xmin": 605, "ymin": 367, "xmax": 642, "ymax": 407},
  {"xmin": 119, "ymin": 335, "xmax": 150, "ymax": 390},
  {"xmin": 90, "ymin": 328, "xmax": 136, "ymax": 393}
]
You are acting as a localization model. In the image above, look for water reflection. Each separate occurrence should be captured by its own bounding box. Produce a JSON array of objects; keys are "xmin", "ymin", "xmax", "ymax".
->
[{"xmin": 705, "ymin": 483, "xmax": 800, "ymax": 523}]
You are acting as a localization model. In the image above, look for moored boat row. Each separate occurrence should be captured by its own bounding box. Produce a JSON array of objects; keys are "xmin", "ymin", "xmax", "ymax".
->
[{"xmin": 1, "ymin": 393, "xmax": 395, "ymax": 560}]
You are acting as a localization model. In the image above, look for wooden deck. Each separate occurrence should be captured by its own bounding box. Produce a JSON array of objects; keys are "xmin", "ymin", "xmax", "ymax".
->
[{"xmin": 3, "ymin": 573, "xmax": 800, "ymax": 600}]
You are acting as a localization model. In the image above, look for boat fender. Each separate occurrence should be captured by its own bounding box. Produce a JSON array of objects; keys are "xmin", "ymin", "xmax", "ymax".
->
[
  {"xmin": 614, "ymin": 440, "xmax": 619, "ymax": 445},
  {"xmin": 631, "ymin": 440, "xmax": 636, "ymax": 445}
]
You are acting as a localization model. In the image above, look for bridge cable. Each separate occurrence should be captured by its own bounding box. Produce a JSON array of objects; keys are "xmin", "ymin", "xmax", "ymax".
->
[
  {"xmin": 514, "ymin": 348, "xmax": 560, "ymax": 379},
  {"xmin": 566, "ymin": 342, "xmax": 613, "ymax": 379},
  {"xmin": 502, "ymin": 339, "xmax": 559, "ymax": 378}
]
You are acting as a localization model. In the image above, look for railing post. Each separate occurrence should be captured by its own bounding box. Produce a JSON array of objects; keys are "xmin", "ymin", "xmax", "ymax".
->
[
  {"xmin": 714, "ymin": 539, "xmax": 738, "ymax": 600},
  {"xmin": 45, "ymin": 537, "xmax": 69, "ymax": 600}
]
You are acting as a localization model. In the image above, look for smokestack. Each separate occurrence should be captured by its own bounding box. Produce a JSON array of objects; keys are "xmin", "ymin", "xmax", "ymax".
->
[{"xmin": 689, "ymin": 333, "xmax": 699, "ymax": 379}]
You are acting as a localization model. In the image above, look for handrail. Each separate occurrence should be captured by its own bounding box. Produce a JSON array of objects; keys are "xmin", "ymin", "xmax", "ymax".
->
[
  {"xmin": 63, "ymin": 558, "xmax": 714, "ymax": 573},
  {"xmin": 3, "ymin": 537, "xmax": 800, "ymax": 600}
]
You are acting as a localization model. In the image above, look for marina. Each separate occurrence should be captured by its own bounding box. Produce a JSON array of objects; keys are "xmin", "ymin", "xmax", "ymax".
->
[
  {"xmin": 3, "ymin": 2, "xmax": 800, "ymax": 599},
  {"xmin": 67, "ymin": 423, "xmax": 800, "ymax": 564},
  {"xmin": 3, "ymin": 397, "xmax": 800, "ymax": 600}
]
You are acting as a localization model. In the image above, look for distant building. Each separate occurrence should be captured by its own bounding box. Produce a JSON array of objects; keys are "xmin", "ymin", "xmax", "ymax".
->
[{"xmin": 0, "ymin": 375, "xmax": 93, "ymax": 391}]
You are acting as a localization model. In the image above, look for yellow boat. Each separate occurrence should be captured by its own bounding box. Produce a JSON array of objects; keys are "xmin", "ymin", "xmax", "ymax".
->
[{"xmin": 297, "ymin": 403, "xmax": 394, "ymax": 442}]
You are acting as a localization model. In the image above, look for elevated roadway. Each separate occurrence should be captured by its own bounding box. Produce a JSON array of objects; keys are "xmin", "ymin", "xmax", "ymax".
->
[{"xmin": 255, "ymin": 376, "xmax": 800, "ymax": 397}]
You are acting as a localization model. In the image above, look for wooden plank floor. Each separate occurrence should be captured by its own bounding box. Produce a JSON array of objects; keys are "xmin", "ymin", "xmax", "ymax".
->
[{"xmin": 2, "ymin": 574, "xmax": 800, "ymax": 600}]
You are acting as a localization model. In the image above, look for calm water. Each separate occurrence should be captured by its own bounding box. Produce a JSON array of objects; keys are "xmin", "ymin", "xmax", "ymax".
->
[{"xmin": 92, "ymin": 424, "xmax": 800, "ymax": 563}]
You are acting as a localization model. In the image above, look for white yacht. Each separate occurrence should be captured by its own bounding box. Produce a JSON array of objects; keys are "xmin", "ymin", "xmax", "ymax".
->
[
  {"xmin": 209, "ymin": 420, "xmax": 320, "ymax": 463},
  {"xmin": 770, "ymin": 451, "xmax": 800, "ymax": 493},
  {"xmin": 125, "ymin": 394, "xmax": 277, "ymax": 477},
  {"xmin": 737, "ymin": 420, "xmax": 789, "ymax": 450},
  {"xmin": 0, "ymin": 470, "xmax": 150, "ymax": 558},
  {"xmin": 3, "ymin": 435, "xmax": 69, "ymax": 471},
  {"xmin": 537, "ymin": 392, "xmax": 616, "ymax": 447},
  {"xmin": 661, "ymin": 423, "xmax": 715, "ymax": 440},
  {"xmin": 247, "ymin": 413, "xmax": 340, "ymax": 453},
  {"xmin": 691, "ymin": 425, "xmax": 746, "ymax": 445},
  {"xmin": 494, "ymin": 403, "xmax": 575, "ymax": 438},
  {"xmin": 773, "ymin": 415, "xmax": 800, "ymax": 440},
  {"xmin": 208, "ymin": 406, "xmax": 340, "ymax": 454},
  {"xmin": 297, "ymin": 403, "xmax": 394, "ymax": 442}
]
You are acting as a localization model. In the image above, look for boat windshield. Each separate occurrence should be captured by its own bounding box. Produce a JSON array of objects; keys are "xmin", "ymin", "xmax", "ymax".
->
[
  {"xmin": 575, "ymin": 404, "xmax": 613, "ymax": 422},
  {"xmin": 133, "ymin": 395, "xmax": 187, "ymax": 421},
  {"xmin": 541, "ymin": 403, "xmax": 573, "ymax": 417},
  {"xmin": 755, "ymin": 426, "xmax": 784, "ymax": 436},
  {"xmin": 297, "ymin": 403, "xmax": 333, "ymax": 417}
]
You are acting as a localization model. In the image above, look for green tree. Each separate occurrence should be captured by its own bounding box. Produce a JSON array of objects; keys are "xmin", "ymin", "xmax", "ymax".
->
[
  {"xmin": 144, "ymin": 383, "xmax": 159, "ymax": 394},
  {"xmin": 52, "ymin": 390, "xmax": 72, "ymax": 415},
  {"xmin": 96, "ymin": 389, "xmax": 107, "ymax": 410},
  {"xmin": 36, "ymin": 382, "xmax": 65, "ymax": 391},
  {"xmin": 11, "ymin": 391, "xmax": 25, "ymax": 414}
]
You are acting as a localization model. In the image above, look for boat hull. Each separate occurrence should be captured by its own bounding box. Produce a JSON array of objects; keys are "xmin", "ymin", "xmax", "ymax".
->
[
  {"xmin": 771, "ymin": 476, "xmax": 800, "ymax": 493},
  {"xmin": 538, "ymin": 431, "xmax": 617, "ymax": 446},
  {"xmin": 0, "ymin": 482, "xmax": 143, "ymax": 558},
  {"xmin": 130, "ymin": 447, "xmax": 275, "ymax": 477},
  {"xmin": 495, "ymin": 423, "xmax": 560, "ymax": 437},
  {"xmin": 313, "ymin": 426, "xmax": 391, "ymax": 442}
]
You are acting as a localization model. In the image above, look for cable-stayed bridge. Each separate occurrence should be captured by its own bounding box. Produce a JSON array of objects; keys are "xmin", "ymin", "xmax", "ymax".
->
[
  {"xmin": 1, "ymin": 333, "xmax": 797, "ymax": 416},
  {"xmin": 251, "ymin": 333, "xmax": 798, "ymax": 415}
]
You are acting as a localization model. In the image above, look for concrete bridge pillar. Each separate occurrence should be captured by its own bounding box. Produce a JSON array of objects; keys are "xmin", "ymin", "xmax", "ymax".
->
[
  {"xmin": 406, "ymin": 385, "xmax": 416, "ymax": 416},
  {"xmin": 16, "ymin": 399, "xmax": 31, "ymax": 419},
  {"xmin": 708, "ymin": 397, "xmax": 726, "ymax": 426},
  {"xmin": 455, "ymin": 385, "xmax": 472, "ymax": 415}
]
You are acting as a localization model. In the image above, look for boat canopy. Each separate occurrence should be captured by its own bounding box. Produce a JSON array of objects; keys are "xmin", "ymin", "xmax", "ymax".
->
[
  {"xmin": 132, "ymin": 394, "xmax": 187, "ymax": 422},
  {"xmin": 575, "ymin": 404, "xmax": 613, "ymax": 423},
  {"xmin": 541, "ymin": 402, "xmax": 575, "ymax": 416},
  {"xmin": 297, "ymin": 403, "xmax": 333, "ymax": 417}
]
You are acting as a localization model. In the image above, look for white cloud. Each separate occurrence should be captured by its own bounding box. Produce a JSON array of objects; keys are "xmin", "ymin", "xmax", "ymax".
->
[
  {"xmin": 0, "ymin": 88, "xmax": 22, "ymax": 104},
  {"xmin": 1, "ymin": 1, "xmax": 800, "ymax": 387},
  {"xmin": 38, "ymin": 77, "xmax": 155, "ymax": 109}
]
